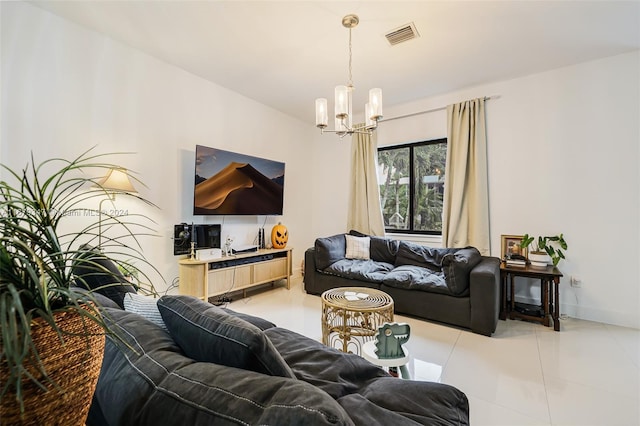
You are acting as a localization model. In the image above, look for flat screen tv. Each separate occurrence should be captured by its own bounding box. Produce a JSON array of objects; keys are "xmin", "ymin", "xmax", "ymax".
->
[{"xmin": 193, "ymin": 145, "xmax": 285, "ymax": 215}]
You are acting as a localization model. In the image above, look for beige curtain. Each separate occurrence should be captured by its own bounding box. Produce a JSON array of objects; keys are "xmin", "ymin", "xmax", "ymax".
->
[
  {"xmin": 347, "ymin": 127, "xmax": 385, "ymax": 236},
  {"xmin": 442, "ymin": 98, "xmax": 490, "ymax": 254}
]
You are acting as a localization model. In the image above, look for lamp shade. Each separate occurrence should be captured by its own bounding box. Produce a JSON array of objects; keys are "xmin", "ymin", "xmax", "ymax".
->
[
  {"xmin": 315, "ymin": 98, "xmax": 328, "ymax": 128},
  {"xmin": 368, "ymin": 88, "xmax": 383, "ymax": 121},
  {"xmin": 96, "ymin": 168, "xmax": 137, "ymax": 193},
  {"xmin": 334, "ymin": 85, "xmax": 349, "ymax": 118}
]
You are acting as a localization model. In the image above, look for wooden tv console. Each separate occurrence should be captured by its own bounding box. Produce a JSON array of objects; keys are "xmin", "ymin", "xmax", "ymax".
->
[{"xmin": 178, "ymin": 247, "xmax": 292, "ymax": 300}]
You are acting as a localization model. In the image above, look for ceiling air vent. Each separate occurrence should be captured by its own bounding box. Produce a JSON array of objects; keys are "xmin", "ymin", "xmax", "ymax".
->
[{"xmin": 385, "ymin": 22, "xmax": 420, "ymax": 46}]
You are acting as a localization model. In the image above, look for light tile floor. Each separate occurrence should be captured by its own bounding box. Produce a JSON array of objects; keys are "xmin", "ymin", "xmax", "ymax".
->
[{"xmin": 226, "ymin": 278, "xmax": 640, "ymax": 426}]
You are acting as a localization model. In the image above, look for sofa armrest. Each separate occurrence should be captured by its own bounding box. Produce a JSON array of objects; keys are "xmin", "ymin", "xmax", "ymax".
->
[
  {"xmin": 304, "ymin": 248, "xmax": 318, "ymax": 294},
  {"xmin": 469, "ymin": 256, "xmax": 501, "ymax": 336}
]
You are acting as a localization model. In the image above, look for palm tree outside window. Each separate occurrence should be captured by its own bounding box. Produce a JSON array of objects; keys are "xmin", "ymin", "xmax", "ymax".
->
[{"xmin": 377, "ymin": 138, "xmax": 447, "ymax": 234}]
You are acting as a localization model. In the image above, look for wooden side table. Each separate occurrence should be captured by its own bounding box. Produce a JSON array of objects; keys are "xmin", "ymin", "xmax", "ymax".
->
[
  {"xmin": 321, "ymin": 287, "xmax": 394, "ymax": 355},
  {"xmin": 500, "ymin": 263, "xmax": 563, "ymax": 331}
]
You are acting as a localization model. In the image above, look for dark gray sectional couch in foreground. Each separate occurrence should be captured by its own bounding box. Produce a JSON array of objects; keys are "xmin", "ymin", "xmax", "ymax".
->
[
  {"xmin": 304, "ymin": 232, "xmax": 501, "ymax": 336},
  {"xmin": 87, "ymin": 295, "xmax": 470, "ymax": 426}
]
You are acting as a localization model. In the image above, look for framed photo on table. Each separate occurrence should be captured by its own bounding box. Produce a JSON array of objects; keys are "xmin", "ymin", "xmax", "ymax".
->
[{"xmin": 501, "ymin": 234, "xmax": 528, "ymax": 260}]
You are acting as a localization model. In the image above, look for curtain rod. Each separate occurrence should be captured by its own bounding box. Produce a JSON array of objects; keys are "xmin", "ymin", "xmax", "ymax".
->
[{"xmin": 379, "ymin": 95, "xmax": 500, "ymax": 124}]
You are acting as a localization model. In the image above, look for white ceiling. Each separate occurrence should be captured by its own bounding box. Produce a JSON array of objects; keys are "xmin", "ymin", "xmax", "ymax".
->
[{"xmin": 31, "ymin": 1, "xmax": 640, "ymax": 123}]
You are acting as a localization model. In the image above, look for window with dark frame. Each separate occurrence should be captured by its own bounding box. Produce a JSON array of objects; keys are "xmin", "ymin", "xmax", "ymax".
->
[{"xmin": 377, "ymin": 138, "xmax": 447, "ymax": 235}]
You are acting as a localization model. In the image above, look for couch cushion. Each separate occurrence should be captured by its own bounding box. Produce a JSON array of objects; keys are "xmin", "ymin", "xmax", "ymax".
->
[
  {"xmin": 157, "ymin": 295, "xmax": 295, "ymax": 379},
  {"xmin": 72, "ymin": 245, "xmax": 136, "ymax": 309},
  {"xmin": 71, "ymin": 286, "xmax": 122, "ymax": 310},
  {"xmin": 91, "ymin": 309, "xmax": 353, "ymax": 426},
  {"xmin": 315, "ymin": 234, "xmax": 347, "ymax": 270},
  {"xmin": 323, "ymin": 259, "xmax": 394, "ymax": 284},
  {"xmin": 264, "ymin": 327, "xmax": 389, "ymax": 399},
  {"xmin": 345, "ymin": 235, "xmax": 371, "ymax": 260},
  {"xmin": 265, "ymin": 327, "xmax": 470, "ymax": 425},
  {"xmin": 442, "ymin": 247, "xmax": 482, "ymax": 295},
  {"xmin": 394, "ymin": 241, "xmax": 456, "ymax": 271},
  {"xmin": 382, "ymin": 265, "xmax": 453, "ymax": 295},
  {"xmin": 369, "ymin": 236, "xmax": 400, "ymax": 264},
  {"xmin": 337, "ymin": 377, "xmax": 469, "ymax": 426}
]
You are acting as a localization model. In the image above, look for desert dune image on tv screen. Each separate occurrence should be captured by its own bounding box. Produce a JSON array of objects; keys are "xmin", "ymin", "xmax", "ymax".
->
[{"xmin": 193, "ymin": 145, "xmax": 285, "ymax": 215}]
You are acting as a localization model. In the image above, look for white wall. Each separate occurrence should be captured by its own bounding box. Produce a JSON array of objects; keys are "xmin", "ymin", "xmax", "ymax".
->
[
  {"xmin": 375, "ymin": 51, "xmax": 640, "ymax": 328},
  {"xmin": 1, "ymin": 2, "xmax": 316, "ymax": 291},
  {"xmin": 310, "ymin": 130, "xmax": 350, "ymax": 238}
]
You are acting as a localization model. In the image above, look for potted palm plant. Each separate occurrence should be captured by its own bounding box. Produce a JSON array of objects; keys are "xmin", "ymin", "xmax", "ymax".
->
[
  {"xmin": 0, "ymin": 149, "xmax": 157, "ymax": 424},
  {"xmin": 520, "ymin": 234, "xmax": 568, "ymax": 267}
]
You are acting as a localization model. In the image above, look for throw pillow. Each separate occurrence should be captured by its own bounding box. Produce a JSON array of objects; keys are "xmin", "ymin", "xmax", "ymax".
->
[
  {"xmin": 221, "ymin": 308, "xmax": 276, "ymax": 331},
  {"xmin": 72, "ymin": 244, "xmax": 136, "ymax": 309},
  {"xmin": 314, "ymin": 234, "xmax": 346, "ymax": 270},
  {"xmin": 157, "ymin": 295, "xmax": 295, "ymax": 379},
  {"xmin": 123, "ymin": 293, "xmax": 166, "ymax": 330},
  {"xmin": 345, "ymin": 235, "xmax": 370, "ymax": 260}
]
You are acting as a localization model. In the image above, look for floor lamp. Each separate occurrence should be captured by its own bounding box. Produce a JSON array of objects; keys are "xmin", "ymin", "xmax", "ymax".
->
[{"xmin": 95, "ymin": 168, "xmax": 137, "ymax": 250}]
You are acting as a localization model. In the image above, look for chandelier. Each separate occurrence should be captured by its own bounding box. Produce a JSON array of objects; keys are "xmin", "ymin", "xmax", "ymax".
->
[{"xmin": 315, "ymin": 14, "xmax": 383, "ymax": 137}]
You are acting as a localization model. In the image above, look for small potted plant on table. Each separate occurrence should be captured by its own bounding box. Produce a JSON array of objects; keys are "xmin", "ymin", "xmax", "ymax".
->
[{"xmin": 520, "ymin": 234, "xmax": 568, "ymax": 267}]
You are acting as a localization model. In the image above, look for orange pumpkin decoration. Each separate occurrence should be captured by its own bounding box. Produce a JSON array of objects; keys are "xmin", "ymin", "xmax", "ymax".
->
[{"xmin": 271, "ymin": 222, "xmax": 288, "ymax": 249}]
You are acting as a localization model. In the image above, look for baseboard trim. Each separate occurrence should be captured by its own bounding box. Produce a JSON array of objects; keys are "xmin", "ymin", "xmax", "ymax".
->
[{"xmin": 514, "ymin": 296, "xmax": 639, "ymax": 329}]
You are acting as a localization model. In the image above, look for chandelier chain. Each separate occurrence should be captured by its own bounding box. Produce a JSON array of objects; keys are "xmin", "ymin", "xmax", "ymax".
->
[{"xmin": 348, "ymin": 27, "xmax": 353, "ymax": 87}]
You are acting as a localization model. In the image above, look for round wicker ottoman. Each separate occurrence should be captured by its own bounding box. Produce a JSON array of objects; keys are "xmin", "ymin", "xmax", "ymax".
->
[{"xmin": 321, "ymin": 287, "xmax": 394, "ymax": 355}]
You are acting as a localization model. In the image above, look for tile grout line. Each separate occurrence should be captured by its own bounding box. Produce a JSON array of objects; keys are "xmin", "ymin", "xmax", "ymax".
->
[
  {"xmin": 439, "ymin": 329, "xmax": 462, "ymax": 383},
  {"xmin": 535, "ymin": 326, "xmax": 554, "ymax": 425},
  {"xmin": 484, "ymin": 321, "xmax": 554, "ymax": 424},
  {"xmin": 603, "ymin": 323, "xmax": 640, "ymax": 370}
]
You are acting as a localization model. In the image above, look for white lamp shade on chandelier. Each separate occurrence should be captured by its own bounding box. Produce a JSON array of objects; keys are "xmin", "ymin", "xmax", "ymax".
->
[
  {"xmin": 315, "ymin": 14, "xmax": 383, "ymax": 137},
  {"xmin": 315, "ymin": 98, "xmax": 328, "ymax": 128},
  {"xmin": 369, "ymin": 88, "xmax": 383, "ymax": 120}
]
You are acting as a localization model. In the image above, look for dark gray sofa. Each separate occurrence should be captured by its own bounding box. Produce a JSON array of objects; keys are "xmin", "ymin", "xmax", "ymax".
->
[
  {"xmin": 86, "ymin": 295, "xmax": 470, "ymax": 426},
  {"xmin": 304, "ymin": 233, "xmax": 501, "ymax": 336}
]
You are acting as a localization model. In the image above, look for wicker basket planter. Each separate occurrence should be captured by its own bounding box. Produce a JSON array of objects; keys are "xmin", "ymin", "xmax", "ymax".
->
[{"xmin": 0, "ymin": 309, "xmax": 105, "ymax": 426}]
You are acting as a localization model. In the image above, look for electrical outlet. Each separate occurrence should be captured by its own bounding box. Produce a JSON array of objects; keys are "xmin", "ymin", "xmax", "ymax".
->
[{"xmin": 570, "ymin": 276, "xmax": 582, "ymax": 288}]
